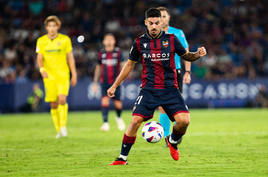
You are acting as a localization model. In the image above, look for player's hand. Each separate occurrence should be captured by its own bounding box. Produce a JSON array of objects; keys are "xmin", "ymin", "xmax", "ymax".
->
[
  {"xmin": 107, "ymin": 86, "xmax": 116, "ymax": 98},
  {"xmin": 183, "ymin": 72, "xmax": 191, "ymax": 84},
  {"xmin": 92, "ymin": 82, "xmax": 99, "ymax": 93},
  {"xmin": 197, "ymin": 47, "xmax": 207, "ymax": 57},
  {"xmin": 40, "ymin": 71, "xmax": 48, "ymax": 78},
  {"xmin": 71, "ymin": 75, "xmax": 77, "ymax": 87}
]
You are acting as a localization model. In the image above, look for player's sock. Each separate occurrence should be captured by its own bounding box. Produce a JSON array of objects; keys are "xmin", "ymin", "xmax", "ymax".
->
[
  {"xmin": 101, "ymin": 106, "xmax": 109, "ymax": 123},
  {"xmin": 50, "ymin": 108, "xmax": 60, "ymax": 132},
  {"xmin": 159, "ymin": 113, "xmax": 171, "ymax": 137},
  {"xmin": 120, "ymin": 134, "xmax": 136, "ymax": 160},
  {"xmin": 115, "ymin": 108, "xmax": 122, "ymax": 118},
  {"xmin": 170, "ymin": 127, "xmax": 184, "ymax": 144},
  {"xmin": 58, "ymin": 103, "xmax": 68, "ymax": 128}
]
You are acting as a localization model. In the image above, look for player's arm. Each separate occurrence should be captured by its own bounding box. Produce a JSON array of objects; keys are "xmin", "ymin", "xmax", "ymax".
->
[
  {"xmin": 174, "ymin": 36, "xmax": 206, "ymax": 61},
  {"xmin": 107, "ymin": 59, "xmax": 136, "ymax": 97},
  {"xmin": 183, "ymin": 48, "xmax": 191, "ymax": 84},
  {"xmin": 92, "ymin": 64, "xmax": 101, "ymax": 93},
  {"xmin": 93, "ymin": 64, "xmax": 101, "ymax": 83},
  {"xmin": 67, "ymin": 52, "xmax": 77, "ymax": 87},
  {"xmin": 181, "ymin": 48, "xmax": 206, "ymax": 62},
  {"xmin": 184, "ymin": 48, "xmax": 191, "ymax": 70},
  {"xmin": 37, "ymin": 53, "xmax": 48, "ymax": 78}
]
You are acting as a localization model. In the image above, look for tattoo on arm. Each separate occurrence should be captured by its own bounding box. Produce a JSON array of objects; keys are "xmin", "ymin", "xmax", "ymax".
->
[{"xmin": 181, "ymin": 51, "xmax": 200, "ymax": 62}]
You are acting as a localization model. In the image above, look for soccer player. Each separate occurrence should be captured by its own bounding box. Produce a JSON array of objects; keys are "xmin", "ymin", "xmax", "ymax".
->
[
  {"xmin": 36, "ymin": 16, "xmax": 77, "ymax": 139},
  {"xmin": 157, "ymin": 6, "xmax": 191, "ymax": 143},
  {"xmin": 108, "ymin": 8, "xmax": 206, "ymax": 165},
  {"xmin": 93, "ymin": 33, "xmax": 126, "ymax": 131}
]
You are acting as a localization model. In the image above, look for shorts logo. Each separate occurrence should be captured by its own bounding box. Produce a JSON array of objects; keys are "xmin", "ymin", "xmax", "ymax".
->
[{"xmin": 162, "ymin": 41, "xmax": 169, "ymax": 48}]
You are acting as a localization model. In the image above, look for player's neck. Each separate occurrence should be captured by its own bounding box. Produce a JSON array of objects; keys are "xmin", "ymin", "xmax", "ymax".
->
[
  {"xmin": 47, "ymin": 33, "xmax": 58, "ymax": 40},
  {"xmin": 105, "ymin": 47, "xmax": 114, "ymax": 52},
  {"xmin": 148, "ymin": 31, "xmax": 161, "ymax": 38}
]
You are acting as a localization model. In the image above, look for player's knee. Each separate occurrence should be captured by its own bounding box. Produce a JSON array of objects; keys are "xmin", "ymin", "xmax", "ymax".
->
[
  {"xmin": 131, "ymin": 116, "xmax": 143, "ymax": 127},
  {"xmin": 101, "ymin": 101, "xmax": 109, "ymax": 107},
  {"xmin": 50, "ymin": 102, "xmax": 58, "ymax": 109},
  {"xmin": 114, "ymin": 100, "xmax": 122, "ymax": 109},
  {"xmin": 180, "ymin": 116, "xmax": 190, "ymax": 127},
  {"xmin": 58, "ymin": 96, "xmax": 66, "ymax": 105},
  {"xmin": 175, "ymin": 114, "xmax": 190, "ymax": 127},
  {"xmin": 101, "ymin": 97, "xmax": 110, "ymax": 107},
  {"xmin": 158, "ymin": 106, "xmax": 165, "ymax": 113}
]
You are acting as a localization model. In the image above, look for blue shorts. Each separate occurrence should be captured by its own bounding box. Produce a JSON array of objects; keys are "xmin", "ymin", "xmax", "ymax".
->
[
  {"xmin": 101, "ymin": 83, "xmax": 121, "ymax": 100},
  {"xmin": 132, "ymin": 88, "xmax": 189, "ymax": 121}
]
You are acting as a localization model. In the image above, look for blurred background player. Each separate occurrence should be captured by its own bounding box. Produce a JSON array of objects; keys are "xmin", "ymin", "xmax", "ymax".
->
[
  {"xmin": 157, "ymin": 6, "xmax": 192, "ymax": 144},
  {"xmin": 93, "ymin": 33, "xmax": 126, "ymax": 131},
  {"xmin": 36, "ymin": 16, "xmax": 77, "ymax": 138},
  {"xmin": 20, "ymin": 83, "xmax": 43, "ymax": 112}
]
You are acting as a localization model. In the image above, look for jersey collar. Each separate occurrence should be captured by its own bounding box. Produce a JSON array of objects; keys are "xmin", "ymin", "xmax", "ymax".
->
[
  {"xmin": 46, "ymin": 33, "xmax": 59, "ymax": 41},
  {"xmin": 145, "ymin": 29, "xmax": 164, "ymax": 39}
]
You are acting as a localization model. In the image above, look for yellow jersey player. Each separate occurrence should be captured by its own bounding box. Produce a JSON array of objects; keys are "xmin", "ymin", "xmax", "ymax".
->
[{"xmin": 36, "ymin": 16, "xmax": 77, "ymax": 139}]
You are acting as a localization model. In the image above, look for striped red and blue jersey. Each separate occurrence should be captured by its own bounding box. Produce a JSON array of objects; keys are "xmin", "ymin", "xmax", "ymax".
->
[
  {"xmin": 129, "ymin": 31, "xmax": 186, "ymax": 89},
  {"xmin": 98, "ymin": 47, "xmax": 124, "ymax": 85}
]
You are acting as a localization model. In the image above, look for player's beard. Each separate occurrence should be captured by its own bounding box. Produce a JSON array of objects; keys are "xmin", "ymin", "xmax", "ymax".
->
[{"xmin": 151, "ymin": 29, "xmax": 157, "ymax": 36}]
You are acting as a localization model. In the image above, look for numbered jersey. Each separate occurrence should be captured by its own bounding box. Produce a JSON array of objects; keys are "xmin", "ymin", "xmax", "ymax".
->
[{"xmin": 98, "ymin": 48, "xmax": 124, "ymax": 85}]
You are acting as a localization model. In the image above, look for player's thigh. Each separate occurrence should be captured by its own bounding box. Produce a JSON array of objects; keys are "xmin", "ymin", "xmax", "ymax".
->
[
  {"xmin": 158, "ymin": 106, "xmax": 166, "ymax": 113},
  {"xmin": 173, "ymin": 112, "xmax": 190, "ymax": 126},
  {"xmin": 113, "ymin": 99, "xmax": 122, "ymax": 109},
  {"xmin": 126, "ymin": 115, "xmax": 144, "ymax": 136},
  {"xmin": 43, "ymin": 78, "xmax": 57, "ymax": 103},
  {"xmin": 132, "ymin": 89, "xmax": 158, "ymax": 121}
]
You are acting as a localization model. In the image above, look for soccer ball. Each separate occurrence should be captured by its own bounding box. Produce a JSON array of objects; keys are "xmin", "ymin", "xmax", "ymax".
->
[{"xmin": 141, "ymin": 121, "xmax": 164, "ymax": 143}]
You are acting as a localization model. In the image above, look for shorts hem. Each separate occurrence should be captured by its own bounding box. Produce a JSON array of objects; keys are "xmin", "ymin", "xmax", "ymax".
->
[
  {"xmin": 132, "ymin": 113, "xmax": 153, "ymax": 119},
  {"xmin": 172, "ymin": 110, "xmax": 189, "ymax": 117}
]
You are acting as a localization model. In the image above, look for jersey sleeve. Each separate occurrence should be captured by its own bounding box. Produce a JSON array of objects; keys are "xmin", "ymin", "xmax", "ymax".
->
[
  {"xmin": 129, "ymin": 39, "xmax": 140, "ymax": 62},
  {"xmin": 175, "ymin": 30, "xmax": 188, "ymax": 49},
  {"xmin": 174, "ymin": 35, "xmax": 187, "ymax": 56},
  {"xmin": 65, "ymin": 36, "xmax": 73, "ymax": 53},
  {"xmin": 36, "ymin": 38, "xmax": 43, "ymax": 54}
]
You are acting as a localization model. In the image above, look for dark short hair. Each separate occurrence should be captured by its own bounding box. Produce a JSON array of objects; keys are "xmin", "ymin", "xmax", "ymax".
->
[
  {"xmin": 157, "ymin": 6, "xmax": 170, "ymax": 15},
  {"xmin": 145, "ymin": 8, "xmax": 161, "ymax": 19},
  {"xmin": 103, "ymin": 33, "xmax": 115, "ymax": 39}
]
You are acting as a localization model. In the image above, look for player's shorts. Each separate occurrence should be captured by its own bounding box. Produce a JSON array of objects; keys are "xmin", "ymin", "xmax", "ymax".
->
[
  {"xmin": 101, "ymin": 83, "xmax": 121, "ymax": 100},
  {"xmin": 43, "ymin": 77, "xmax": 70, "ymax": 102},
  {"xmin": 132, "ymin": 88, "xmax": 189, "ymax": 122},
  {"xmin": 176, "ymin": 69, "xmax": 183, "ymax": 93}
]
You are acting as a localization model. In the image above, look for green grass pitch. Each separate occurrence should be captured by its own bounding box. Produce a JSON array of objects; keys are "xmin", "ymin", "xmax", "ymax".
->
[{"xmin": 0, "ymin": 109, "xmax": 268, "ymax": 177}]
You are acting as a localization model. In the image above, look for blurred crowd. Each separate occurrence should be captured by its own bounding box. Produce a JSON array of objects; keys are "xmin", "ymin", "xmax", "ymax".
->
[{"xmin": 0, "ymin": 0, "xmax": 267, "ymax": 83}]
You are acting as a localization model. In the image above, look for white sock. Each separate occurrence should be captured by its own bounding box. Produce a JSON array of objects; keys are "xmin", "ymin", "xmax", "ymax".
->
[
  {"xmin": 169, "ymin": 136, "xmax": 178, "ymax": 144},
  {"xmin": 119, "ymin": 154, "xmax": 127, "ymax": 161}
]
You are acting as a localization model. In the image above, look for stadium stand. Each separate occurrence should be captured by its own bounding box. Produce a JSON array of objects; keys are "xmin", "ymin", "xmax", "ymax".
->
[{"xmin": 0, "ymin": 0, "xmax": 267, "ymax": 84}]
